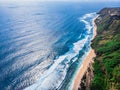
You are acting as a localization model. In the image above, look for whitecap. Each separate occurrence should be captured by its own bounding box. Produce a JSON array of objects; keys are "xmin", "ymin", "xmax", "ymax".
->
[{"xmin": 24, "ymin": 12, "xmax": 97, "ymax": 90}]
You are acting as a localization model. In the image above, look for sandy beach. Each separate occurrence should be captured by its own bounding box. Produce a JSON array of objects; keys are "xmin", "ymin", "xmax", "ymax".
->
[{"xmin": 72, "ymin": 17, "xmax": 97, "ymax": 90}]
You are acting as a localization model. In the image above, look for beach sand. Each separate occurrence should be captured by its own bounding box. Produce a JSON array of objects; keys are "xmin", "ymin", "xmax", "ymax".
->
[{"xmin": 72, "ymin": 17, "xmax": 97, "ymax": 90}]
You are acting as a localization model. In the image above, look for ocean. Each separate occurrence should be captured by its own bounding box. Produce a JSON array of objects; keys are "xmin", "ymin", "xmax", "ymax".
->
[{"xmin": 0, "ymin": 1, "xmax": 119, "ymax": 90}]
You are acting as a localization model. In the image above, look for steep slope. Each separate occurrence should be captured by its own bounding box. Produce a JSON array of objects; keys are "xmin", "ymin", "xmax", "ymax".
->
[
  {"xmin": 91, "ymin": 8, "xmax": 120, "ymax": 90},
  {"xmin": 79, "ymin": 7, "xmax": 120, "ymax": 90}
]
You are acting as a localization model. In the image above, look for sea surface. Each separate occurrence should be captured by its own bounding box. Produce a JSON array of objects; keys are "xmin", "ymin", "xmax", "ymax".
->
[{"xmin": 0, "ymin": 1, "xmax": 119, "ymax": 90}]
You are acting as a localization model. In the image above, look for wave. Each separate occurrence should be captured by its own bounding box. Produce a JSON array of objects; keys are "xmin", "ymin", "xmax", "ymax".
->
[
  {"xmin": 24, "ymin": 12, "xmax": 97, "ymax": 90},
  {"xmin": 79, "ymin": 12, "xmax": 96, "ymax": 33}
]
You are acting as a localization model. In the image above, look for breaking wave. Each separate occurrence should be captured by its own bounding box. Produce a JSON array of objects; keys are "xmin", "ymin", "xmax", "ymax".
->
[{"xmin": 24, "ymin": 12, "xmax": 97, "ymax": 90}]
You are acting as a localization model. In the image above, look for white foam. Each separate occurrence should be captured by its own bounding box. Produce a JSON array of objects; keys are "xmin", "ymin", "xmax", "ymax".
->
[
  {"xmin": 24, "ymin": 12, "xmax": 97, "ymax": 90},
  {"xmin": 69, "ymin": 12, "xmax": 97, "ymax": 90},
  {"xmin": 24, "ymin": 37, "xmax": 89, "ymax": 90},
  {"xmin": 79, "ymin": 12, "xmax": 96, "ymax": 33}
]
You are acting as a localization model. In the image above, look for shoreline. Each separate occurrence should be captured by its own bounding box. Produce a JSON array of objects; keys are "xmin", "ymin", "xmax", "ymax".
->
[{"xmin": 72, "ymin": 17, "xmax": 97, "ymax": 90}]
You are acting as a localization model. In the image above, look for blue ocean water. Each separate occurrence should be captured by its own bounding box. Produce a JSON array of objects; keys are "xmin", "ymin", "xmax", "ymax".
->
[{"xmin": 0, "ymin": 1, "xmax": 119, "ymax": 90}]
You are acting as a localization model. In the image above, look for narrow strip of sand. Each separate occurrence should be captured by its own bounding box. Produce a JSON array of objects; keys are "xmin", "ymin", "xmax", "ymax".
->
[{"xmin": 72, "ymin": 17, "xmax": 97, "ymax": 90}]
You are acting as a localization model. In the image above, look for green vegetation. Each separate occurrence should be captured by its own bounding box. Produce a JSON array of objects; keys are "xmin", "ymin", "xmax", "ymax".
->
[{"xmin": 91, "ymin": 8, "xmax": 120, "ymax": 90}]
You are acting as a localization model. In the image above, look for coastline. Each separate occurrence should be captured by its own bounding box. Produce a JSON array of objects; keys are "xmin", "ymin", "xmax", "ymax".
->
[{"xmin": 72, "ymin": 17, "xmax": 97, "ymax": 90}]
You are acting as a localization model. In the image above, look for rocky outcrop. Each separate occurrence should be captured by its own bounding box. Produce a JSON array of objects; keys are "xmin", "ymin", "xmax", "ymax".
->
[
  {"xmin": 78, "ymin": 61, "xmax": 94, "ymax": 90},
  {"xmin": 97, "ymin": 7, "xmax": 120, "ymax": 16}
]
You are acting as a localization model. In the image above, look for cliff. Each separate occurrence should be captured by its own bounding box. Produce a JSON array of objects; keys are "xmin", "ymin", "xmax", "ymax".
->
[
  {"xmin": 78, "ymin": 61, "xmax": 94, "ymax": 90},
  {"xmin": 79, "ymin": 7, "xmax": 120, "ymax": 90}
]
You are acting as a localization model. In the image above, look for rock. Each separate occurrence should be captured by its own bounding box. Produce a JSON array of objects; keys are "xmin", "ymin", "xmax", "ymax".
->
[{"xmin": 79, "ymin": 61, "xmax": 94, "ymax": 90}]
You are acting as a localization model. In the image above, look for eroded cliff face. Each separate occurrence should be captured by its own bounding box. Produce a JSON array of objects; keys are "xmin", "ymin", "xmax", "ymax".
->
[{"xmin": 78, "ymin": 61, "xmax": 94, "ymax": 90}]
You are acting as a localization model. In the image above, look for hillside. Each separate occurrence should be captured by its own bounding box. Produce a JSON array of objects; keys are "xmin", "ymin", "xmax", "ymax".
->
[{"xmin": 91, "ymin": 8, "xmax": 120, "ymax": 90}]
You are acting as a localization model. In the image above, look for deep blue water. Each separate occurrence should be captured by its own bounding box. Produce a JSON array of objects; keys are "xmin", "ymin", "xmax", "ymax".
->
[{"xmin": 0, "ymin": 1, "xmax": 119, "ymax": 90}]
